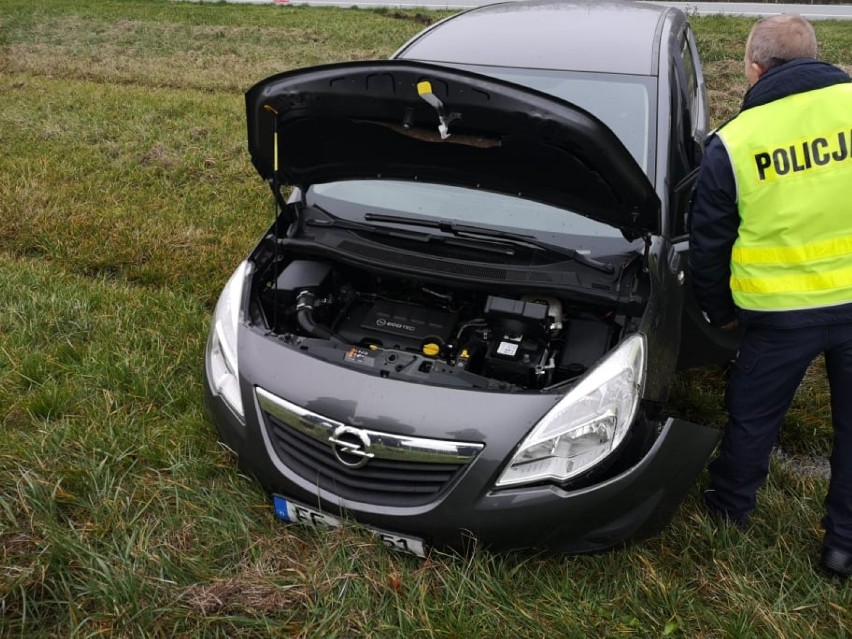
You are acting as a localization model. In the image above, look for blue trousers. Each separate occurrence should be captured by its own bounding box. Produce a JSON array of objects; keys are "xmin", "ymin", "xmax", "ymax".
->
[{"xmin": 705, "ymin": 323, "xmax": 852, "ymax": 552}]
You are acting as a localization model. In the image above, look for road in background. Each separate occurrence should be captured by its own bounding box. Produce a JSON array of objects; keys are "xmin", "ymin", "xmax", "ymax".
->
[{"xmin": 220, "ymin": 0, "xmax": 852, "ymax": 20}]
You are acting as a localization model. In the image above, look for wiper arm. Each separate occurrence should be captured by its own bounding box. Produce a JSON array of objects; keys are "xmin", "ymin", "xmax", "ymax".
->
[
  {"xmin": 305, "ymin": 210, "xmax": 515, "ymax": 256},
  {"xmin": 364, "ymin": 213, "xmax": 615, "ymax": 274}
]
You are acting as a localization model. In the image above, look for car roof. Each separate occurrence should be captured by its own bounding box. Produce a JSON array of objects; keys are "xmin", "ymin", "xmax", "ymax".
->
[{"xmin": 395, "ymin": 0, "xmax": 673, "ymax": 77}]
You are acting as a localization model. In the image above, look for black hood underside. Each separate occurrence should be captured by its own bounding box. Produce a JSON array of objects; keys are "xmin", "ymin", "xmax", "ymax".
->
[{"xmin": 246, "ymin": 60, "xmax": 659, "ymax": 239}]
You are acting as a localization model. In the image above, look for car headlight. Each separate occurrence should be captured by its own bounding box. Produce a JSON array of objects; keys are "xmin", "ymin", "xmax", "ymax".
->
[
  {"xmin": 206, "ymin": 261, "xmax": 248, "ymax": 419},
  {"xmin": 495, "ymin": 334, "xmax": 646, "ymax": 488}
]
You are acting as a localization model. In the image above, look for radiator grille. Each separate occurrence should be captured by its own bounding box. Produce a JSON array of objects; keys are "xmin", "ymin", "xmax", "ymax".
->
[{"xmin": 264, "ymin": 412, "xmax": 468, "ymax": 506}]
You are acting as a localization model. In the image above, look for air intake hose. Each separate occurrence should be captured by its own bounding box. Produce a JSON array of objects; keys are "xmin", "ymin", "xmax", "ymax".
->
[{"xmin": 295, "ymin": 290, "xmax": 343, "ymax": 342}]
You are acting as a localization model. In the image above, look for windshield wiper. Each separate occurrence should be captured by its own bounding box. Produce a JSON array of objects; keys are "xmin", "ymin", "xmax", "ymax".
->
[
  {"xmin": 363, "ymin": 213, "xmax": 615, "ymax": 274},
  {"xmin": 305, "ymin": 209, "xmax": 515, "ymax": 257}
]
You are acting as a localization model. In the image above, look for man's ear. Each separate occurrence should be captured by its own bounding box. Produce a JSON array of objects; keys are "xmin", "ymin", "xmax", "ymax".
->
[{"xmin": 746, "ymin": 60, "xmax": 765, "ymax": 86}]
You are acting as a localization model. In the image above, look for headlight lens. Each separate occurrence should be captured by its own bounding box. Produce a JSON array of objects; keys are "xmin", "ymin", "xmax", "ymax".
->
[
  {"xmin": 206, "ymin": 261, "xmax": 248, "ymax": 418},
  {"xmin": 495, "ymin": 334, "xmax": 646, "ymax": 488}
]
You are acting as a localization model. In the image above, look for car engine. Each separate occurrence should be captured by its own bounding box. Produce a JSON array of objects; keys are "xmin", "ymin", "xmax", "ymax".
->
[{"xmin": 253, "ymin": 258, "xmax": 625, "ymax": 391}]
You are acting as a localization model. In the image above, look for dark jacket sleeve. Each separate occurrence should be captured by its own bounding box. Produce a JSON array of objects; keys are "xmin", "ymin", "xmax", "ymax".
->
[{"xmin": 687, "ymin": 135, "xmax": 739, "ymax": 327}]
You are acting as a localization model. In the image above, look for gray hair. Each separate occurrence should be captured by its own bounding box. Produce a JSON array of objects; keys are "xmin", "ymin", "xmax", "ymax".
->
[{"xmin": 746, "ymin": 14, "xmax": 818, "ymax": 71}]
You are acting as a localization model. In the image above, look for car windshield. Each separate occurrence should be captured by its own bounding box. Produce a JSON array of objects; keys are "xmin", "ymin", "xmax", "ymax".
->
[
  {"xmin": 454, "ymin": 65, "xmax": 656, "ymax": 175},
  {"xmin": 306, "ymin": 67, "xmax": 653, "ymax": 254},
  {"xmin": 307, "ymin": 179, "xmax": 639, "ymax": 256}
]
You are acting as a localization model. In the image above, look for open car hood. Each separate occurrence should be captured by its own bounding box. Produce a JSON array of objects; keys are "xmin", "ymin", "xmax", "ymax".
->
[{"xmin": 246, "ymin": 61, "xmax": 659, "ymax": 239}]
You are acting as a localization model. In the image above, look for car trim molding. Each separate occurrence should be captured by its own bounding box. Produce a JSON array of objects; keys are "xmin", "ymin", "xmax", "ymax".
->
[{"xmin": 256, "ymin": 387, "xmax": 484, "ymax": 466}]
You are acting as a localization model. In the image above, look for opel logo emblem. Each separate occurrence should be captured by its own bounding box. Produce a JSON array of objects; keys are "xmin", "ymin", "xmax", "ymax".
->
[{"xmin": 328, "ymin": 425, "xmax": 374, "ymax": 469}]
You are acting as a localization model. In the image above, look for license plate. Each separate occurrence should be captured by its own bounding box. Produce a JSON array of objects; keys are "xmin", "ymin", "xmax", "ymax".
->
[{"xmin": 272, "ymin": 495, "xmax": 427, "ymax": 558}]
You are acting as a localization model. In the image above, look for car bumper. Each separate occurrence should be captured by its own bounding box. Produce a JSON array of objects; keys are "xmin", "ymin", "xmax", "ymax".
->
[{"xmin": 204, "ymin": 342, "xmax": 719, "ymax": 554}]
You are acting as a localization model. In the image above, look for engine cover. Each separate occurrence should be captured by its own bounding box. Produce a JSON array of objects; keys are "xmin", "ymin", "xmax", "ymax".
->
[{"xmin": 336, "ymin": 301, "xmax": 458, "ymax": 352}]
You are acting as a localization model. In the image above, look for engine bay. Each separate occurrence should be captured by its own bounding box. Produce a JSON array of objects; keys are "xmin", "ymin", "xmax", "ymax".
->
[{"xmin": 252, "ymin": 257, "xmax": 637, "ymax": 391}]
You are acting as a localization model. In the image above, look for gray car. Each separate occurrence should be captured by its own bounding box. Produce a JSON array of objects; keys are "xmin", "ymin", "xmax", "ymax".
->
[{"xmin": 203, "ymin": 0, "xmax": 738, "ymax": 555}]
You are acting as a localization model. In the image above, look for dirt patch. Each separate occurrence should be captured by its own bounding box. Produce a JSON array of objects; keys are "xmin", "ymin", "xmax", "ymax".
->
[
  {"xmin": 140, "ymin": 143, "xmax": 175, "ymax": 167},
  {"xmin": 385, "ymin": 11, "xmax": 436, "ymax": 26},
  {"xmin": 772, "ymin": 449, "xmax": 831, "ymax": 480},
  {"xmin": 183, "ymin": 576, "xmax": 311, "ymax": 614},
  {"xmin": 0, "ymin": 533, "xmax": 41, "ymax": 561}
]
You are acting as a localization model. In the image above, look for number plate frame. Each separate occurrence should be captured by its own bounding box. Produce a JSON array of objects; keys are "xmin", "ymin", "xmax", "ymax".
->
[{"xmin": 272, "ymin": 495, "xmax": 427, "ymax": 558}]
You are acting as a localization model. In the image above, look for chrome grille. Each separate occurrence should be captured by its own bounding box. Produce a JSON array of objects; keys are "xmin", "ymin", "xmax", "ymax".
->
[{"xmin": 257, "ymin": 387, "xmax": 483, "ymax": 506}]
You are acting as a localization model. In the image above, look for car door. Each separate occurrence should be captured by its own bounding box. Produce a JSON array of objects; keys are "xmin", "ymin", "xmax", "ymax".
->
[{"xmin": 670, "ymin": 27, "xmax": 741, "ymax": 369}]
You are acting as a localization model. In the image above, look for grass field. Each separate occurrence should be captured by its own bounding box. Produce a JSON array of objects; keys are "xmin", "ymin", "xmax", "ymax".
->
[{"xmin": 1, "ymin": 0, "xmax": 851, "ymax": 636}]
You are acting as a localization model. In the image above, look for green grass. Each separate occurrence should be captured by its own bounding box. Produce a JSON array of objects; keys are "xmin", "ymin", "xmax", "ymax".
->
[{"xmin": 1, "ymin": 1, "xmax": 851, "ymax": 636}]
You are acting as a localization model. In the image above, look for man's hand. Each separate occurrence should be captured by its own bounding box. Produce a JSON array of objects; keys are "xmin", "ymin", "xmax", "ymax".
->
[{"xmin": 720, "ymin": 319, "xmax": 740, "ymax": 331}]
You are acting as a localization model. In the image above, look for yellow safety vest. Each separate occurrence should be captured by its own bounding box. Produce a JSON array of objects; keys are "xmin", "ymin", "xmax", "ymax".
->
[{"xmin": 717, "ymin": 82, "xmax": 852, "ymax": 311}]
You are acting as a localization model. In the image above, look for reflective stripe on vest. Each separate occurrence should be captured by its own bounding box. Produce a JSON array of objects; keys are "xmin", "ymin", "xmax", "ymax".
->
[{"xmin": 717, "ymin": 82, "xmax": 852, "ymax": 311}]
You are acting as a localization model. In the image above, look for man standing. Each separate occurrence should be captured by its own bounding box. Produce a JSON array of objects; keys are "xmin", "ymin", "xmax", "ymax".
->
[{"xmin": 689, "ymin": 14, "xmax": 852, "ymax": 578}]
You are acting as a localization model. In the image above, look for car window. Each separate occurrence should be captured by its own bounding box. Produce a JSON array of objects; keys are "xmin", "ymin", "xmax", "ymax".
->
[
  {"xmin": 308, "ymin": 180, "xmax": 637, "ymax": 252},
  {"xmin": 681, "ymin": 39, "xmax": 700, "ymax": 138},
  {"xmin": 682, "ymin": 42, "xmax": 697, "ymax": 109},
  {"xmin": 669, "ymin": 28, "xmax": 708, "ymax": 239},
  {"xmin": 449, "ymin": 64, "xmax": 656, "ymax": 176}
]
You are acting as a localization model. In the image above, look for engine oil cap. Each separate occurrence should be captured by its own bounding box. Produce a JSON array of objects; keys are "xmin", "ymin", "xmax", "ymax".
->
[{"xmin": 422, "ymin": 342, "xmax": 441, "ymax": 357}]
